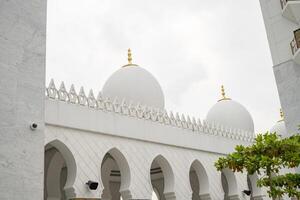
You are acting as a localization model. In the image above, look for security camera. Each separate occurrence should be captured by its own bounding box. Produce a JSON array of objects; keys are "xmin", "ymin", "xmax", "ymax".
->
[
  {"xmin": 30, "ymin": 123, "xmax": 38, "ymax": 130},
  {"xmin": 86, "ymin": 180, "xmax": 98, "ymax": 190},
  {"xmin": 243, "ymin": 190, "xmax": 251, "ymax": 196}
]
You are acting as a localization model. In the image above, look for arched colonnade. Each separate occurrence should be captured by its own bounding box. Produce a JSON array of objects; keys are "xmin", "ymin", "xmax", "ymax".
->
[{"xmin": 44, "ymin": 139, "xmax": 264, "ymax": 200}]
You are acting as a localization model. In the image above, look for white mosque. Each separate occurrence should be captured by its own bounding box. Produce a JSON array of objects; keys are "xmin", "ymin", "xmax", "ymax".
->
[
  {"xmin": 42, "ymin": 49, "xmax": 286, "ymax": 200},
  {"xmin": 0, "ymin": 0, "xmax": 298, "ymax": 200}
]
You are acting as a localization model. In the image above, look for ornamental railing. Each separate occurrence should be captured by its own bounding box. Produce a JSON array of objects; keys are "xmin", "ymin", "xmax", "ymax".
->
[
  {"xmin": 290, "ymin": 28, "xmax": 300, "ymax": 55},
  {"xmin": 45, "ymin": 79, "xmax": 254, "ymax": 142}
]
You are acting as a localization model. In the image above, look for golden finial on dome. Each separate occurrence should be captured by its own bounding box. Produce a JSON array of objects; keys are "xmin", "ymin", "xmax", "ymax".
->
[
  {"xmin": 122, "ymin": 48, "xmax": 138, "ymax": 68},
  {"xmin": 278, "ymin": 108, "xmax": 284, "ymax": 122},
  {"xmin": 221, "ymin": 85, "xmax": 226, "ymax": 98},
  {"xmin": 218, "ymin": 85, "xmax": 231, "ymax": 102},
  {"xmin": 128, "ymin": 48, "xmax": 132, "ymax": 64}
]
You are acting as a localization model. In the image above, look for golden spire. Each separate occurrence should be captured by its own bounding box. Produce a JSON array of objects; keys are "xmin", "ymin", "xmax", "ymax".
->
[
  {"xmin": 278, "ymin": 108, "xmax": 284, "ymax": 122},
  {"xmin": 218, "ymin": 85, "xmax": 231, "ymax": 102},
  {"xmin": 128, "ymin": 48, "xmax": 132, "ymax": 64},
  {"xmin": 122, "ymin": 48, "xmax": 138, "ymax": 68},
  {"xmin": 221, "ymin": 85, "xmax": 226, "ymax": 99}
]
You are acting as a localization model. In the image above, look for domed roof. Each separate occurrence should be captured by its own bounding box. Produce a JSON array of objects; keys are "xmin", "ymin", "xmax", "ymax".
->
[
  {"xmin": 102, "ymin": 49, "xmax": 165, "ymax": 108},
  {"xmin": 270, "ymin": 109, "xmax": 287, "ymax": 137},
  {"xmin": 206, "ymin": 86, "xmax": 254, "ymax": 133}
]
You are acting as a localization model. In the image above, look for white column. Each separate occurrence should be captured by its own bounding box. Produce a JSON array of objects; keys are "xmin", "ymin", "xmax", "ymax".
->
[{"xmin": 0, "ymin": 0, "xmax": 46, "ymax": 199}]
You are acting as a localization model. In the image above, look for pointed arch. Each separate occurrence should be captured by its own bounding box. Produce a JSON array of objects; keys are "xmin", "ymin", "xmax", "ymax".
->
[
  {"xmin": 45, "ymin": 151, "xmax": 65, "ymax": 199},
  {"xmin": 190, "ymin": 159, "xmax": 211, "ymax": 198},
  {"xmin": 101, "ymin": 156, "xmax": 115, "ymax": 200},
  {"xmin": 248, "ymin": 173, "xmax": 263, "ymax": 198},
  {"xmin": 221, "ymin": 168, "xmax": 238, "ymax": 197},
  {"xmin": 100, "ymin": 147, "xmax": 131, "ymax": 198},
  {"xmin": 45, "ymin": 139, "xmax": 77, "ymax": 198},
  {"xmin": 150, "ymin": 154, "xmax": 175, "ymax": 196}
]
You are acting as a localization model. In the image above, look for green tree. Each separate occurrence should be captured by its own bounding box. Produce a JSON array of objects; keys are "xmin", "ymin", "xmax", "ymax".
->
[{"xmin": 215, "ymin": 132, "xmax": 300, "ymax": 199}]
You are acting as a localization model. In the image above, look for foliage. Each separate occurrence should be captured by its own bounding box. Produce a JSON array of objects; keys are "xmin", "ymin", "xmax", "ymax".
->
[{"xmin": 215, "ymin": 132, "xmax": 300, "ymax": 199}]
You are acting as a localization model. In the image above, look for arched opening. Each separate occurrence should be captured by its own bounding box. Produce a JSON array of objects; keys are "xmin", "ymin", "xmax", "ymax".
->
[
  {"xmin": 221, "ymin": 169, "xmax": 238, "ymax": 200},
  {"xmin": 247, "ymin": 174, "xmax": 263, "ymax": 199},
  {"xmin": 189, "ymin": 160, "xmax": 210, "ymax": 200},
  {"xmin": 101, "ymin": 148, "xmax": 131, "ymax": 200},
  {"xmin": 150, "ymin": 155, "xmax": 175, "ymax": 200},
  {"xmin": 44, "ymin": 140, "xmax": 77, "ymax": 200}
]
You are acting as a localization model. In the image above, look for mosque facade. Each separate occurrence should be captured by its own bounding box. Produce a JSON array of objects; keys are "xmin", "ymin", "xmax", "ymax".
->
[
  {"xmin": 43, "ymin": 48, "xmax": 265, "ymax": 200},
  {"xmin": 0, "ymin": 1, "xmax": 298, "ymax": 200}
]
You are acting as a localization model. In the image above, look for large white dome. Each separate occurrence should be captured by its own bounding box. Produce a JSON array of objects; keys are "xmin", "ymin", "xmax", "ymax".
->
[
  {"xmin": 102, "ymin": 65, "xmax": 165, "ymax": 108},
  {"xmin": 206, "ymin": 99, "xmax": 254, "ymax": 133}
]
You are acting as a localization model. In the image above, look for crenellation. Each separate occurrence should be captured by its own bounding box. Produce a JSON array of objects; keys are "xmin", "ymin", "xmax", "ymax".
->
[
  {"xmin": 87, "ymin": 89, "xmax": 97, "ymax": 108},
  {"xmin": 150, "ymin": 107, "xmax": 158, "ymax": 122},
  {"xmin": 113, "ymin": 97, "xmax": 121, "ymax": 113},
  {"xmin": 78, "ymin": 86, "xmax": 87, "ymax": 106},
  {"xmin": 104, "ymin": 97, "xmax": 113, "ymax": 112},
  {"xmin": 136, "ymin": 103, "xmax": 144, "ymax": 119},
  {"xmin": 191, "ymin": 117, "xmax": 198, "ymax": 131},
  {"xmin": 58, "ymin": 81, "xmax": 68, "ymax": 101},
  {"xmin": 44, "ymin": 80, "xmax": 255, "ymax": 142},
  {"xmin": 186, "ymin": 115, "xmax": 193, "ymax": 130},
  {"xmin": 47, "ymin": 79, "xmax": 57, "ymax": 99},
  {"xmin": 169, "ymin": 111, "xmax": 176, "ymax": 126},
  {"xmin": 69, "ymin": 84, "xmax": 78, "ymax": 104},
  {"xmin": 175, "ymin": 113, "xmax": 182, "ymax": 128},
  {"xmin": 143, "ymin": 106, "xmax": 151, "ymax": 120},
  {"xmin": 97, "ymin": 91, "xmax": 105, "ymax": 110},
  {"xmin": 163, "ymin": 110, "xmax": 171, "ymax": 125},
  {"xmin": 156, "ymin": 109, "xmax": 162, "ymax": 123},
  {"xmin": 181, "ymin": 114, "xmax": 187, "ymax": 129},
  {"xmin": 129, "ymin": 102, "xmax": 137, "ymax": 117}
]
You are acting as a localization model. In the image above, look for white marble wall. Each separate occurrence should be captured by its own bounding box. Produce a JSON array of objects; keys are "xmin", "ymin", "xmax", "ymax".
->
[
  {"xmin": 260, "ymin": 0, "xmax": 300, "ymax": 136},
  {"xmin": 274, "ymin": 60, "xmax": 300, "ymax": 135},
  {"xmin": 44, "ymin": 96, "xmax": 253, "ymax": 156},
  {"xmin": 0, "ymin": 0, "xmax": 46, "ymax": 199},
  {"xmin": 45, "ymin": 125, "xmax": 268, "ymax": 200},
  {"xmin": 259, "ymin": 0, "xmax": 299, "ymax": 65}
]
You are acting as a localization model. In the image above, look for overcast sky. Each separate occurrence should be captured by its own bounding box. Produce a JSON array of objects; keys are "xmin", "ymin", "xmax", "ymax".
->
[{"xmin": 46, "ymin": 0, "xmax": 280, "ymax": 133}]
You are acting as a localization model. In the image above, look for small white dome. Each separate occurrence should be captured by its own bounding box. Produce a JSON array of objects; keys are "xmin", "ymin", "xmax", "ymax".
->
[
  {"xmin": 102, "ymin": 65, "xmax": 165, "ymax": 108},
  {"xmin": 206, "ymin": 99, "xmax": 254, "ymax": 133},
  {"xmin": 270, "ymin": 120, "xmax": 287, "ymax": 137}
]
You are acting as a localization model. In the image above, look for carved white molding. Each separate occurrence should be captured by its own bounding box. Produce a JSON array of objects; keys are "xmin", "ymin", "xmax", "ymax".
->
[{"xmin": 45, "ymin": 80, "xmax": 255, "ymax": 142}]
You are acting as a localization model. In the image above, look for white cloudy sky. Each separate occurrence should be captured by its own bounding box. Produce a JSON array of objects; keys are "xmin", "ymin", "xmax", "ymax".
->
[{"xmin": 46, "ymin": 0, "xmax": 280, "ymax": 133}]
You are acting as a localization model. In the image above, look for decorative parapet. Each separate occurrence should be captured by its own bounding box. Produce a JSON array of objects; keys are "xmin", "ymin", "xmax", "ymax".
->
[{"xmin": 46, "ymin": 79, "xmax": 254, "ymax": 142}]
